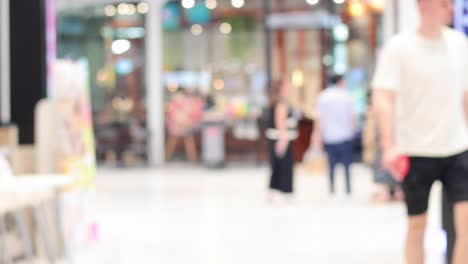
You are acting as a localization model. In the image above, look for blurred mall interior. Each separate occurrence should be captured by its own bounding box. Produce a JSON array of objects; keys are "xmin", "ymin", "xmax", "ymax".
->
[{"xmin": 0, "ymin": 0, "xmax": 466, "ymax": 263}]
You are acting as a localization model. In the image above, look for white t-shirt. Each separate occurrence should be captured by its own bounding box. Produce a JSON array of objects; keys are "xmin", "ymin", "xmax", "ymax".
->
[
  {"xmin": 372, "ymin": 27, "xmax": 468, "ymax": 157},
  {"xmin": 316, "ymin": 87, "xmax": 355, "ymax": 144}
]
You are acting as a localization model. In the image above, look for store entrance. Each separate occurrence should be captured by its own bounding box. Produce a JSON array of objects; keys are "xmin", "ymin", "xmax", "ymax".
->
[
  {"xmin": 57, "ymin": 3, "xmax": 150, "ymax": 166},
  {"xmin": 266, "ymin": 10, "xmax": 339, "ymax": 162},
  {"xmin": 266, "ymin": 6, "xmax": 378, "ymax": 162}
]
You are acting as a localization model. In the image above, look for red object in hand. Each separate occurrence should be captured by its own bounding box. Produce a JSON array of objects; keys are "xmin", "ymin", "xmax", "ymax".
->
[{"xmin": 393, "ymin": 155, "xmax": 410, "ymax": 181}]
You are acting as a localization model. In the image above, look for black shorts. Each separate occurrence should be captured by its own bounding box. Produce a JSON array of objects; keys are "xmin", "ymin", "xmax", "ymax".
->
[{"xmin": 402, "ymin": 150, "xmax": 468, "ymax": 216}]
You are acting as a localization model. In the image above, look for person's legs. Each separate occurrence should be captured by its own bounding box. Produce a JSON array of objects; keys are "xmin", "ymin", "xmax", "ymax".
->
[
  {"xmin": 184, "ymin": 135, "xmax": 198, "ymax": 163},
  {"xmin": 401, "ymin": 157, "xmax": 440, "ymax": 264},
  {"xmin": 329, "ymin": 162, "xmax": 336, "ymax": 195},
  {"xmin": 324, "ymin": 144, "xmax": 338, "ymax": 195},
  {"xmin": 453, "ymin": 202, "xmax": 468, "ymax": 264},
  {"xmin": 166, "ymin": 136, "xmax": 178, "ymax": 161},
  {"xmin": 273, "ymin": 144, "xmax": 294, "ymax": 203},
  {"xmin": 343, "ymin": 164, "xmax": 351, "ymax": 194},
  {"xmin": 442, "ymin": 151, "xmax": 468, "ymax": 264},
  {"xmin": 372, "ymin": 149, "xmax": 392, "ymax": 202},
  {"xmin": 342, "ymin": 140, "xmax": 354, "ymax": 195},
  {"xmin": 406, "ymin": 214, "xmax": 428, "ymax": 264},
  {"xmin": 268, "ymin": 140, "xmax": 280, "ymax": 192},
  {"xmin": 279, "ymin": 142, "xmax": 294, "ymax": 194}
]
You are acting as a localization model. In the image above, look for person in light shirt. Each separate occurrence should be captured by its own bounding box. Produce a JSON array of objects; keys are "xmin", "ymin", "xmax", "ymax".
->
[
  {"xmin": 372, "ymin": 0, "xmax": 468, "ymax": 263},
  {"xmin": 312, "ymin": 74, "xmax": 358, "ymax": 198}
]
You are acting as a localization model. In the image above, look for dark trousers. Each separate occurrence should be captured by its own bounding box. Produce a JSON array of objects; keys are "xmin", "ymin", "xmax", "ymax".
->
[
  {"xmin": 324, "ymin": 140, "xmax": 353, "ymax": 195},
  {"xmin": 268, "ymin": 140, "xmax": 294, "ymax": 193}
]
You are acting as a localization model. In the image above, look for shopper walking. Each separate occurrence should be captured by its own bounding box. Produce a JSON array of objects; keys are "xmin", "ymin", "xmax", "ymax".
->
[
  {"xmin": 373, "ymin": 0, "xmax": 468, "ymax": 263},
  {"xmin": 165, "ymin": 88, "xmax": 204, "ymax": 163},
  {"xmin": 266, "ymin": 79, "xmax": 297, "ymax": 202},
  {"xmin": 312, "ymin": 75, "xmax": 357, "ymax": 197}
]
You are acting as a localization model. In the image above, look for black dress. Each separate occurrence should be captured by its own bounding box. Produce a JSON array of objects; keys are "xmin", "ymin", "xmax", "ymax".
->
[{"xmin": 267, "ymin": 104, "xmax": 295, "ymax": 194}]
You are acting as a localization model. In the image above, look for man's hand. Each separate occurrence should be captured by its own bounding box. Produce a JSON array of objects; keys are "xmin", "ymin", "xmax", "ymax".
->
[
  {"xmin": 311, "ymin": 118, "xmax": 323, "ymax": 151},
  {"xmin": 275, "ymin": 139, "xmax": 289, "ymax": 158},
  {"xmin": 310, "ymin": 134, "xmax": 323, "ymax": 151},
  {"xmin": 373, "ymin": 90, "xmax": 402, "ymax": 179},
  {"xmin": 383, "ymin": 146, "xmax": 403, "ymax": 181}
]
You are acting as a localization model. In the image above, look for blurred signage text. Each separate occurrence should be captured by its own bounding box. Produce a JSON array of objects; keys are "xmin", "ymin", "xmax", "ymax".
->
[{"xmin": 267, "ymin": 10, "xmax": 341, "ymax": 30}]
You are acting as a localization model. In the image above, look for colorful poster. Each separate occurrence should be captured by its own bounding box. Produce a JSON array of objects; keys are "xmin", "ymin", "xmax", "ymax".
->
[
  {"xmin": 52, "ymin": 59, "xmax": 96, "ymax": 187},
  {"xmin": 51, "ymin": 59, "xmax": 98, "ymax": 253},
  {"xmin": 46, "ymin": 0, "xmax": 97, "ymax": 254}
]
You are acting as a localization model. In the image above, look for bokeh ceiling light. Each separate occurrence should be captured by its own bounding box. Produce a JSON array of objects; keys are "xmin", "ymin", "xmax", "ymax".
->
[
  {"xmin": 333, "ymin": 24, "xmax": 349, "ymax": 42},
  {"xmin": 220, "ymin": 23, "xmax": 232, "ymax": 34},
  {"xmin": 368, "ymin": 0, "xmax": 385, "ymax": 12},
  {"xmin": 104, "ymin": 5, "xmax": 117, "ymax": 16},
  {"xmin": 127, "ymin": 4, "xmax": 137, "ymax": 15},
  {"xmin": 333, "ymin": 0, "xmax": 345, "ymax": 4},
  {"xmin": 182, "ymin": 0, "xmax": 196, "ymax": 9},
  {"xmin": 213, "ymin": 78, "xmax": 225, "ymax": 91},
  {"xmin": 205, "ymin": 0, "xmax": 217, "ymax": 10},
  {"xmin": 191, "ymin": 24, "xmax": 204, "ymax": 35},
  {"xmin": 306, "ymin": 0, "xmax": 320, "ymax": 5},
  {"xmin": 322, "ymin": 54, "xmax": 334, "ymax": 67},
  {"xmin": 348, "ymin": 1, "xmax": 366, "ymax": 17},
  {"xmin": 334, "ymin": 63, "xmax": 347, "ymax": 75},
  {"xmin": 137, "ymin": 2, "xmax": 150, "ymax": 14},
  {"xmin": 291, "ymin": 69, "xmax": 304, "ymax": 88},
  {"xmin": 112, "ymin": 39, "xmax": 132, "ymax": 55},
  {"xmin": 117, "ymin": 3, "xmax": 130, "ymax": 15},
  {"xmin": 231, "ymin": 0, "xmax": 245, "ymax": 8}
]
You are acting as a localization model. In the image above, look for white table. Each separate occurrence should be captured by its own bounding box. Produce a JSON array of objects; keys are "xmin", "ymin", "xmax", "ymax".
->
[{"xmin": 0, "ymin": 174, "xmax": 76, "ymax": 264}]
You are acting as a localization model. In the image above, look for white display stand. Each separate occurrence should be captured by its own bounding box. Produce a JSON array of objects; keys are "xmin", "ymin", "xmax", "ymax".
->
[
  {"xmin": 36, "ymin": 99, "xmax": 61, "ymax": 174},
  {"xmin": 34, "ymin": 59, "xmax": 98, "ymax": 261}
]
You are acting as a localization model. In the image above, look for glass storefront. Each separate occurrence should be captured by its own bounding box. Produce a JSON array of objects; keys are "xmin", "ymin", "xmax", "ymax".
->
[
  {"xmin": 162, "ymin": 0, "xmax": 268, "ymax": 163},
  {"xmin": 57, "ymin": 3, "xmax": 149, "ymax": 166},
  {"xmin": 161, "ymin": 0, "xmax": 383, "ymax": 163},
  {"xmin": 54, "ymin": 0, "xmax": 384, "ymax": 166}
]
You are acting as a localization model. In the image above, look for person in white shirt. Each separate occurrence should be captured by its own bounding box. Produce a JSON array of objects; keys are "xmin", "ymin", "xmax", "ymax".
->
[
  {"xmin": 312, "ymin": 75, "xmax": 357, "ymax": 197},
  {"xmin": 373, "ymin": 0, "xmax": 468, "ymax": 263}
]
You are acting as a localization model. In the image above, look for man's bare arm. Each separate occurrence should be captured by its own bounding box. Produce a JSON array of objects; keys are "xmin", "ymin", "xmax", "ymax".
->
[{"xmin": 373, "ymin": 90, "xmax": 396, "ymax": 151}]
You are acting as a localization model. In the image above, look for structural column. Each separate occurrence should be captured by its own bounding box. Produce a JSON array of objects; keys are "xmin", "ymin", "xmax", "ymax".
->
[
  {"xmin": 9, "ymin": 0, "xmax": 48, "ymax": 144},
  {"xmin": 146, "ymin": 0, "xmax": 165, "ymax": 166},
  {"xmin": 0, "ymin": 0, "xmax": 10, "ymax": 124}
]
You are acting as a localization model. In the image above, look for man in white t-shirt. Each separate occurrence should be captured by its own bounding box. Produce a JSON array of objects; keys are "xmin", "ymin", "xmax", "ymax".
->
[
  {"xmin": 313, "ymin": 75, "xmax": 357, "ymax": 196},
  {"xmin": 373, "ymin": 0, "xmax": 468, "ymax": 263}
]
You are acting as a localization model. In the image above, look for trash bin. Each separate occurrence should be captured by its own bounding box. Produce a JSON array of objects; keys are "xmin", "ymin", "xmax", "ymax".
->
[{"xmin": 201, "ymin": 121, "xmax": 225, "ymax": 168}]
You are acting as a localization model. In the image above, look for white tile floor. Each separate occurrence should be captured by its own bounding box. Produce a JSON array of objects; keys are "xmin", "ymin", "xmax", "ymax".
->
[{"xmin": 68, "ymin": 163, "xmax": 446, "ymax": 264}]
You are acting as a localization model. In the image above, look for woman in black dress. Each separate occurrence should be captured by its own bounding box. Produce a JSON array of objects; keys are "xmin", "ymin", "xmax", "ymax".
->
[{"xmin": 266, "ymin": 79, "xmax": 297, "ymax": 201}]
